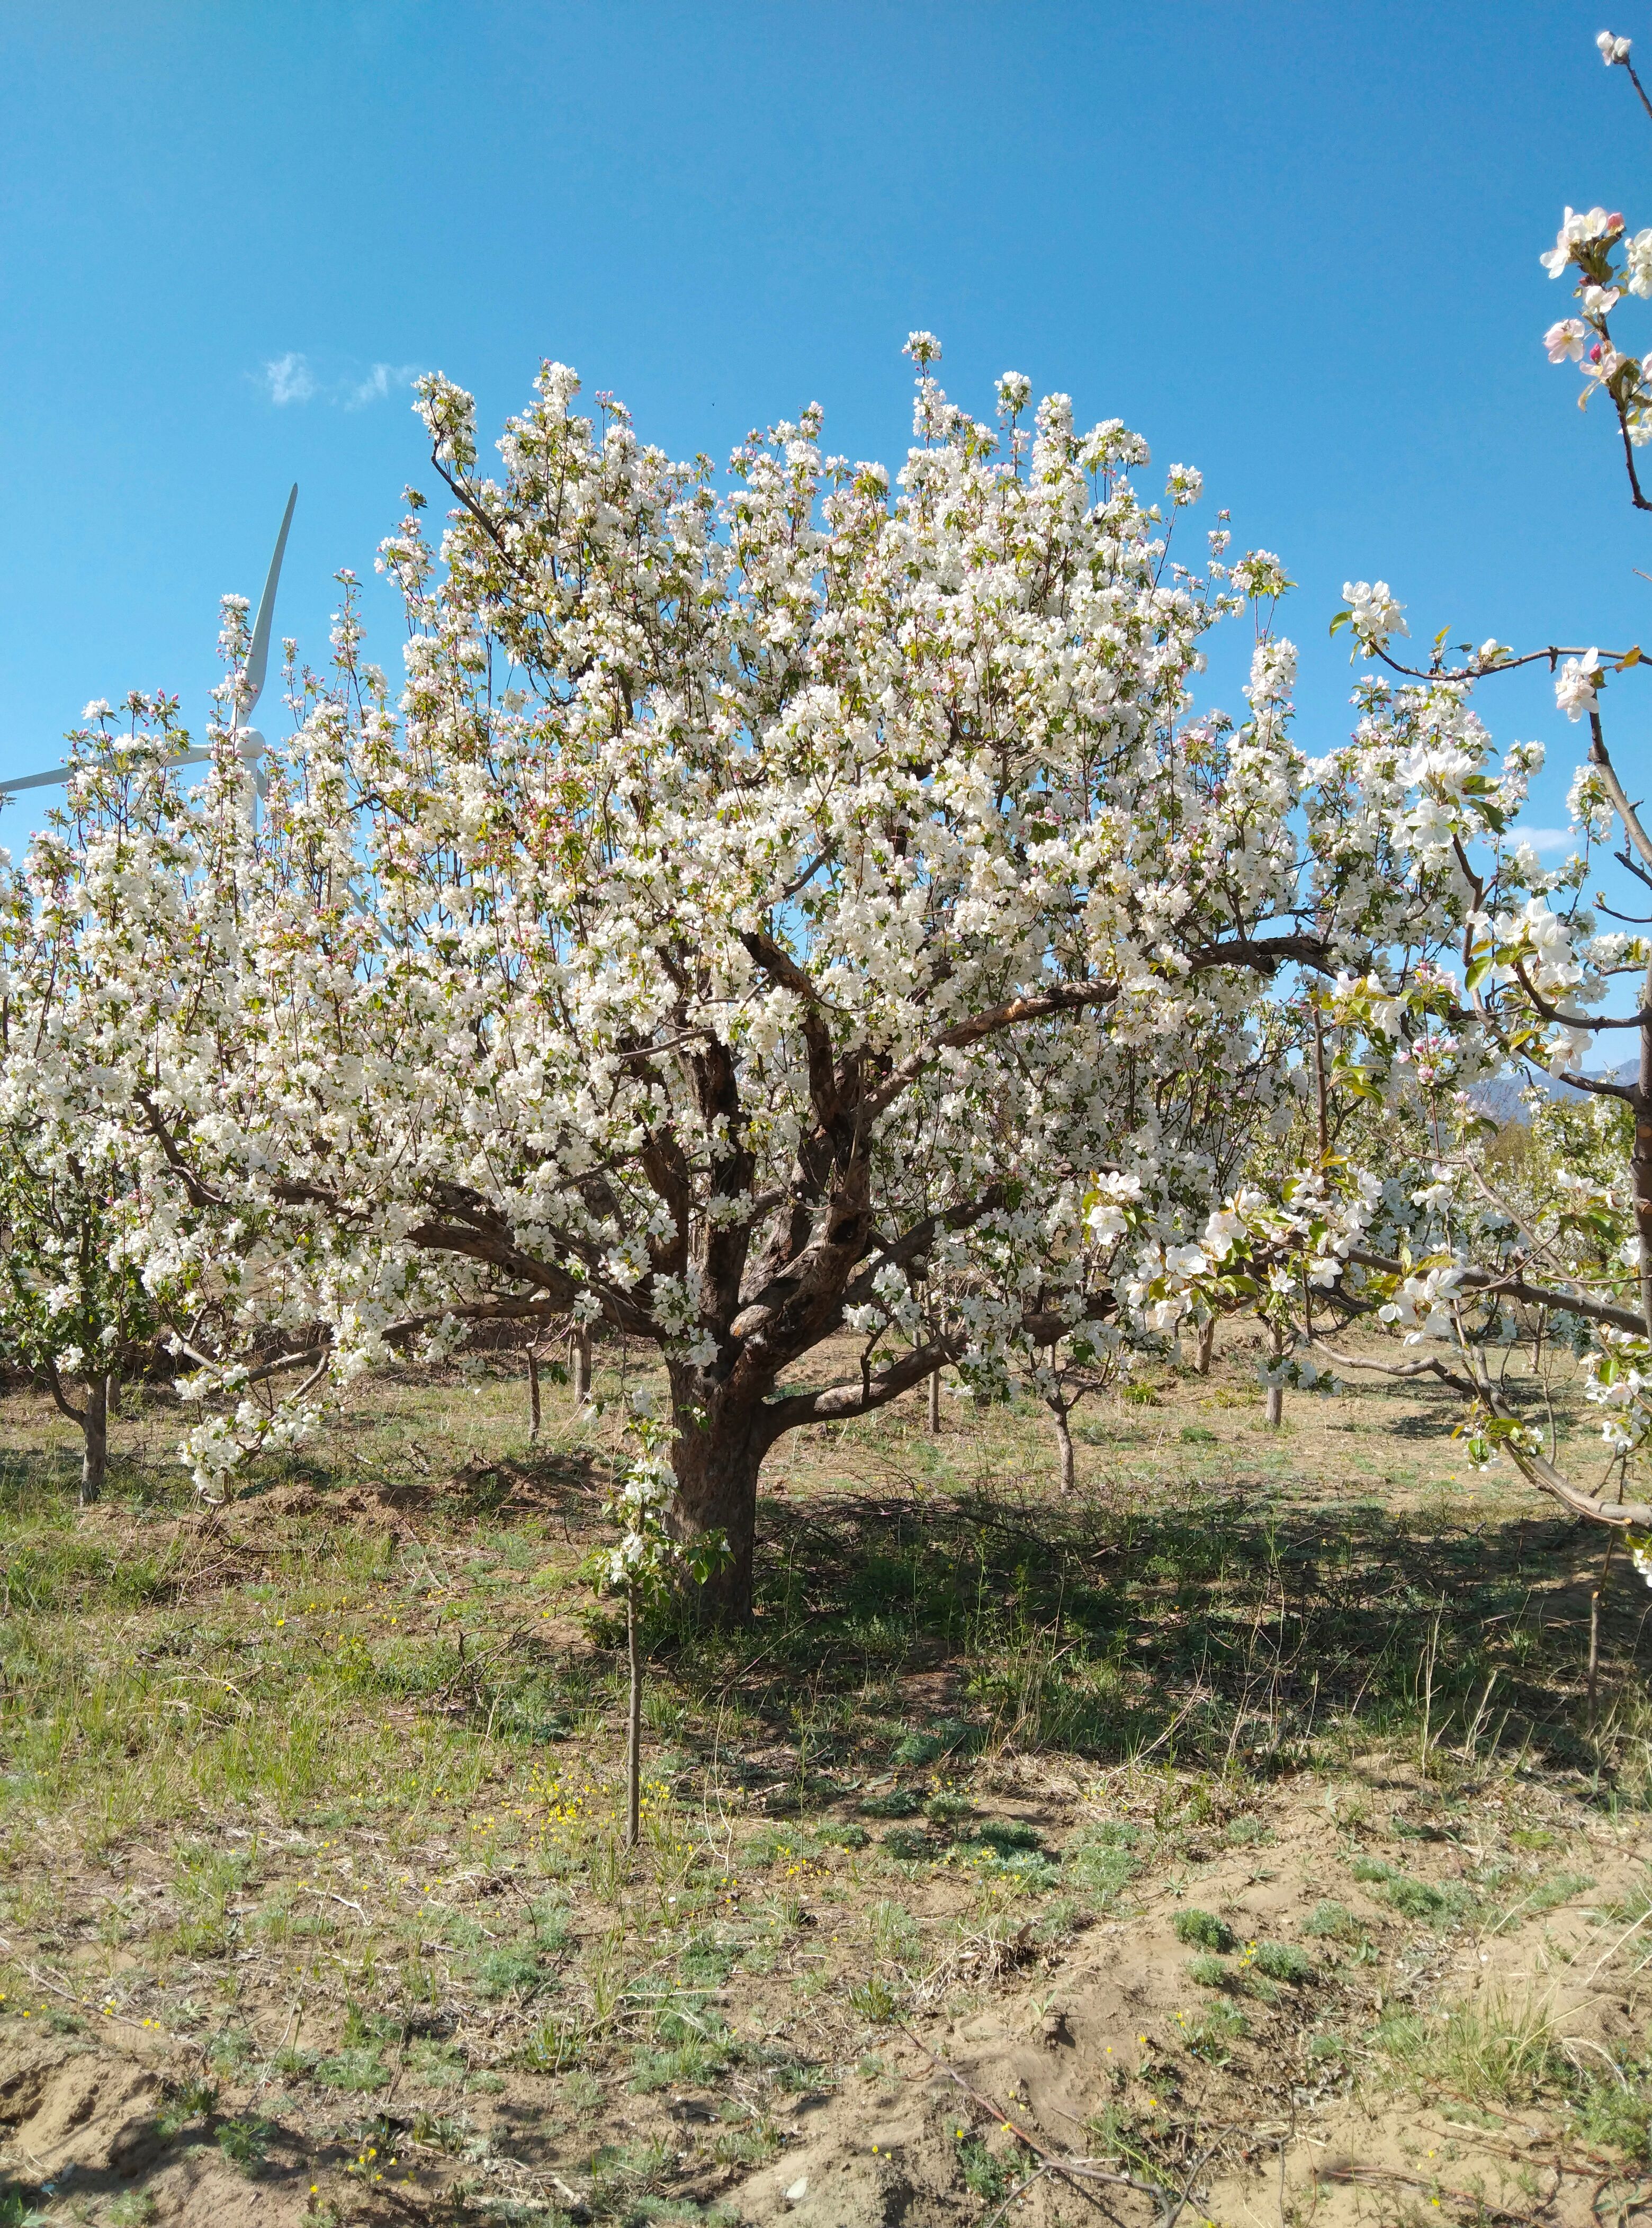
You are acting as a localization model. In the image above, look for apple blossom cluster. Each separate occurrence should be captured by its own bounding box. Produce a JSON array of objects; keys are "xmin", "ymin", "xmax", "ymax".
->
[{"xmin": 1539, "ymin": 97, "xmax": 1652, "ymax": 455}]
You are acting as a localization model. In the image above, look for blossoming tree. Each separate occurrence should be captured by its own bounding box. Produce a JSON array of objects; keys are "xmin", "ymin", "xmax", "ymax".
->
[
  {"xmin": 6, "ymin": 340, "xmax": 1512, "ymax": 1622},
  {"xmin": 1130, "ymin": 26, "xmax": 1652, "ymax": 1577},
  {"xmin": 0, "ymin": 702, "xmax": 214, "ymax": 1502}
]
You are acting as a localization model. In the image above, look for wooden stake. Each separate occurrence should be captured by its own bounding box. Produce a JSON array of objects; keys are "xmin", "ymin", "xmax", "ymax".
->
[{"xmin": 625, "ymin": 1583, "xmax": 643, "ymax": 1849}]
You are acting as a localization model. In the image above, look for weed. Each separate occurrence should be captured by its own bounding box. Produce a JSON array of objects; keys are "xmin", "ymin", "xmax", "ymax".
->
[
  {"xmin": 205, "ymin": 2025, "xmax": 256, "ymax": 2077},
  {"xmin": 475, "ymin": 1945, "xmax": 549, "ymax": 2000},
  {"xmin": 216, "ymin": 2115, "xmax": 271, "ymax": 2173},
  {"xmin": 1348, "ymin": 1854, "xmax": 1398, "ymax": 1883},
  {"xmin": 1224, "ymin": 1813, "xmax": 1272, "ymax": 1847},
  {"xmin": 1180, "ymin": 2000, "xmax": 1249, "ymax": 2062},
  {"xmin": 859, "ymin": 1787, "xmax": 921, "ymax": 1819},
  {"xmin": 868, "ymin": 1898, "xmax": 921, "ymax": 1964},
  {"xmin": 1187, "ymin": 1953, "xmax": 1228, "ymax": 1988},
  {"xmin": 1570, "ymin": 2058, "xmax": 1652, "ymax": 2160},
  {"xmin": 1304, "ymin": 1899, "xmax": 1362, "ymax": 1940},
  {"xmin": 1386, "ymin": 1875, "xmax": 1472, "ymax": 1922},
  {"xmin": 966, "ymin": 1819, "xmax": 1043, "ymax": 1854},
  {"xmin": 882, "ymin": 1826, "xmax": 931, "ymax": 1862},
  {"xmin": 1173, "ymin": 1908, "xmax": 1235, "ymax": 1952},
  {"xmin": 522, "ymin": 2014, "xmax": 586, "ymax": 2072},
  {"xmin": 848, "ymin": 1974, "xmax": 901, "ymax": 2023},
  {"xmin": 315, "ymin": 2044, "xmax": 390, "ymax": 2092},
  {"xmin": 1251, "ymin": 1941, "xmax": 1314, "ymax": 1984},
  {"xmin": 105, "ymin": 2194, "xmax": 158, "ymax": 2227},
  {"xmin": 156, "ymin": 2075, "xmax": 217, "ymax": 2137},
  {"xmin": 893, "ymin": 1723, "xmax": 967, "ymax": 1766},
  {"xmin": 630, "ymin": 2037, "xmax": 726, "ymax": 2091},
  {"xmin": 712, "ymin": 2119, "xmax": 780, "ymax": 2168},
  {"xmin": 1066, "ymin": 1830, "xmax": 1136, "ymax": 1905},
  {"xmin": 1525, "ymin": 1870, "xmax": 1594, "ymax": 1913},
  {"xmin": 956, "ymin": 2132, "xmax": 1018, "ymax": 2201},
  {"xmin": 1349, "ymin": 1856, "xmax": 1470, "ymax": 1923}
]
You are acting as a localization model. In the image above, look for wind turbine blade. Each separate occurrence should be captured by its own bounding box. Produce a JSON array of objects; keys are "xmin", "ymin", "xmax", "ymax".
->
[
  {"xmin": 0, "ymin": 765, "xmax": 83, "ymax": 794},
  {"xmin": 1, "ymin": 748, "xmax": 214, "ymax": 796},
  {"xmin": 2, "ymin": 483, "xmax": 295, "ymax": 798},
  {"xmin": 241, "ymin": 482, "xmax": 298, "ymax": 717}
]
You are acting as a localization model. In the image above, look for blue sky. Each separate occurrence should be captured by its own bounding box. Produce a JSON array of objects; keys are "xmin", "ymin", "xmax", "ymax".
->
[{"xmin": 1, "ymin": 0, "xmax": 1648, "ymax": 857}]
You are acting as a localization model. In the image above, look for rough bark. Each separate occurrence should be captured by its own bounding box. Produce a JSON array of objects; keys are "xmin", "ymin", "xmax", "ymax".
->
[
  {"xmin": 928, "ymin": 1367, "xmax": 941, "ymax": 1436},
  {"xmin": 571, "ymin": 1327, "xmax": 594, "ymax": 1405},
  {"xmin": 1196, "ymin": 1316, "xmax": 1217, "ymax": 1376},
  {"xmin": 80, "ymin": 1372, "xmax": 109, "ymax": 1505},
  {"xmin": 668, "ymin": 1387, "xmax": 769, "ymax": 1624},
  {"xmin": 528, "ymin": 1347, "xmax": 542, "ymax": 1441}
]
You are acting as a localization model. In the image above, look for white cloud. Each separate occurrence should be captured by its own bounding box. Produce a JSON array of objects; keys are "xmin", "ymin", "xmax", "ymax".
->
[
  {"xmin": 1518, "ymin": 828, "xmax": 1578, "ymax": 855},
  {"xmin": 260, "ymin": 354, "xmax": 420, "ymax": 409},
  {"xmin": 265, "ymin": 351, "xmax": 318, "ymax": 406},
  {"xmin": 343, "ymin": 361, "xmax": 422, "ymax": 409}
]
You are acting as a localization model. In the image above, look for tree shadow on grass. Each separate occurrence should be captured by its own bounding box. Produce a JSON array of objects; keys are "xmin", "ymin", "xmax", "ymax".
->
[{"xmin": 650, "ymin": 1475, "xmax": 1647, "ymax": 1795}]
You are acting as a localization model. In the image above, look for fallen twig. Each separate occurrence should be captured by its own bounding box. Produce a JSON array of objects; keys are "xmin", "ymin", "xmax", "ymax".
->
[{"xmin": 898, "ymin": 2023, "xmax": 1170, "ymax": 2211}]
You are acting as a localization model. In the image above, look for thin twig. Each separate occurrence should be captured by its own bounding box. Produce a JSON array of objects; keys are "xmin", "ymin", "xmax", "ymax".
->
[{"xmin": 897, "ymin": 2024, "xmax": 1166, "ymax": 2204}]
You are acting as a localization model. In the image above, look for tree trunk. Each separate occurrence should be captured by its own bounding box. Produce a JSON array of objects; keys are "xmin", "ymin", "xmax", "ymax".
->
[
  {"xmin": 1196, "ymin": 1315, "xmax": 1217, "ymax": 1376},
  {"xmin": 1048, "ymin": 1399, "xmax": 1075, "ymax": 1493},
  {"xmin": 668, "ymin": 1391, "xmax": 767, "ymax": 1625},
  {"xmin": 625, "ymin": 1583, "xmax": 642, "ymax": 1848},
  {"xmin": 571, "ymin": 1327, "xmax": 593, "ymax": 1406},
  {"xmin": 527, "ymin": 1347, "xmax": 542, "ymax": 1441},
  {"xmin": 80, "ymin": 1372, "xmax": 109, "ymax": 1505},
  {"xmin": 1265, "ymin": 1318, "xmax": 1286, "ymax": 1430},
  {"xmin": 927, "ymin": 1367, "xmax": 941, "ymax": 1435}
]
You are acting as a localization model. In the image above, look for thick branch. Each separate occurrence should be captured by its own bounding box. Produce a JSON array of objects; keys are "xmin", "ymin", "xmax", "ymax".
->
[
  {"xmin": 836, "ymin": 1188, "xmax": 1008, "ymax": 1314},
  {"xmin": 740, "ymin": 927, "xmax": 844, "ymax": 1137},
  {"xmin": 1307, "ymin": 1335, "xmax": 1481, "ymax": 1402},
  {"xmin": 41, "ymin": 1355, "xmax": 86, "ymax": 1427},
  {"xmin": 134, "ymin": 1090, "xmax": 227, "ymax": 1211},
  {"xmin": 757, "ymin": 1291, "xmax": 1117, "ymax": 1437},
  {"xmin": 760, "ymin": 1340, "xmax": 950, "ymax": 1435},
  {"xmin": 1506, "ymin": 1443, "xmax": 1652, "ymax": 1532},
  {"xmin": 862, "ymin": 980, "xmax": 1122, "ymax": 1119}
]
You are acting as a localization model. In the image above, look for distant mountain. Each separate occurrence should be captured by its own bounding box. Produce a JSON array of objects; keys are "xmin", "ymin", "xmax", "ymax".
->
[{"xmin": 1466, "ymin": 1063, "xmax": 1635, "ymax": 1126}]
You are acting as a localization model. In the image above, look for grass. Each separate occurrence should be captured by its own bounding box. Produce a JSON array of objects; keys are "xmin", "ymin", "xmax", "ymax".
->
[
  {"xmin": 1372, "ymin": 1991, "xmax": 1565, "ymax": 2107},
  {"xmin": 0, "ymin": 1332, "xmax": 1650, "ymax": 2218}
]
